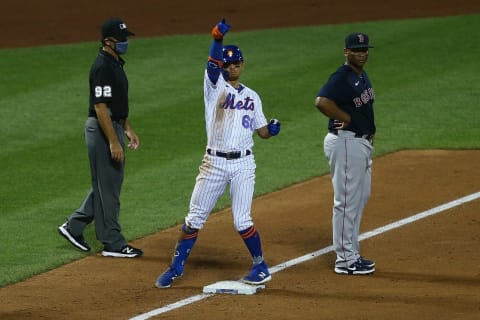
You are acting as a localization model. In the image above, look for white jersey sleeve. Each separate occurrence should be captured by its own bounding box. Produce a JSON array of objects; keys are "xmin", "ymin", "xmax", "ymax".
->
[{"xmin": 204, "ymin": 70, "xmax": 267, "ymax": 151}]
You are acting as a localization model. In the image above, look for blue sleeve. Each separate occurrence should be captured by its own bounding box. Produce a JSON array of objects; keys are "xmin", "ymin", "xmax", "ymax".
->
[
  {"xmin": 317, "ymin": 72, "xmax": 349, "ymax": 131},
  {"xmin": 318, "ymin": 72, "xmax": 343, "ymax": 102},
  {"xmin": 206, "ymin": 39, "xmax": 223, "ymax": 84}
]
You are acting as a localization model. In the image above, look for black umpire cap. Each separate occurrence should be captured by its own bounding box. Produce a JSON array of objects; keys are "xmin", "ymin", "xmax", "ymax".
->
[
  {"xmin": 101, "ymin": 18, "xmax": 135, "ymax": 42},
  {"xmin": 345, "ymin": 33, "xmax": 374, "ymax": 49}
]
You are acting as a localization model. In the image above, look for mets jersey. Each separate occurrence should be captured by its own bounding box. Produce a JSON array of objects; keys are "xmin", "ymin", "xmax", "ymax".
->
[{"xmin": 203, "ymin": 70, "xmax": 268, "ymax": 152}]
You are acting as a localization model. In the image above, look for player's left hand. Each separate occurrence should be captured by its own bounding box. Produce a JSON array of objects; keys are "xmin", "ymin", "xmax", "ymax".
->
[
  {"xmin": 267, "ymin": 118, "xmax": 281, "ymax": 136},
  {"xmin": 212, "ymin": 18, "xmax": 231, "ymax": 40},
  {"xmin": 125, "ymin": 129, "xmax": 140, "ymax": 150}
]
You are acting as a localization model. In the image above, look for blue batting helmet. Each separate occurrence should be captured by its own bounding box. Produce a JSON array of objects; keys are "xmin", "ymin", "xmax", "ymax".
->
[{"xmin": 222, "ymin": 45, "xmax": 244, "ymax": 65}]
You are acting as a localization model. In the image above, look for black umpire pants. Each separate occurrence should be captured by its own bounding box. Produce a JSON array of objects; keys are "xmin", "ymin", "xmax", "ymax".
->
[{"xmin": 67, "ymin": 117, "xmax": 127, "ymax": 251}]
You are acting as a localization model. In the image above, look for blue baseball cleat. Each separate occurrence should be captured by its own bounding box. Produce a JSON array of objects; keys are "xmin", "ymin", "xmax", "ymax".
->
[
  {"xmin": 155, "ymin": 266, "xmax": 182, "ymax": 288},
  {"xmin": 241, "ymin": 261, "xmax": 272, "ymax": 285}
]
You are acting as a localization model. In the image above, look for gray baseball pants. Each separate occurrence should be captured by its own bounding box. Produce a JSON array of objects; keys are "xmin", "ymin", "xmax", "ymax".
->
[
  {"xmin": 324, "ymin": 130, "xmax": 374, "ymax": 268},
  {"xmin": 67, "ymin": 117, "xmax": 127, "ymax": 251}
]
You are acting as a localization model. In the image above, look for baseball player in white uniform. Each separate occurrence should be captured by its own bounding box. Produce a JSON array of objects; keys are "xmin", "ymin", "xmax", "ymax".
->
[{"xmin": 155, "ymin": 19, "xmax": 281, "ymax": 288}]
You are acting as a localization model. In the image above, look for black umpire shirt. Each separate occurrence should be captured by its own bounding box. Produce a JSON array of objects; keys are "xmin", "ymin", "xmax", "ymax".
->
[{"xmin": 88, "ymin": 49, "xmax": 129, "ymax": 121}]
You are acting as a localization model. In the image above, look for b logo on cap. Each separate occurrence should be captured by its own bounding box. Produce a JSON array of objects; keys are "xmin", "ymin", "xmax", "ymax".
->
[
  {"xmin": 119, "ymin": 23, "xmax": 127, "ymax": 30},
  {"xmin": 357, "ymin": 34, "xmax": 365, "ymax": 43}
]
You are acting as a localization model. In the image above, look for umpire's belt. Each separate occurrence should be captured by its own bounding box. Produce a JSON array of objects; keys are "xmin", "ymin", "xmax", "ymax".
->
[
  {"xmin": 329, "ymin": 129, "xmax": 374, "ymax": 144},
  {"xmin": 207, "ymin": 149, "xmax": 251, "ymax": 160}
]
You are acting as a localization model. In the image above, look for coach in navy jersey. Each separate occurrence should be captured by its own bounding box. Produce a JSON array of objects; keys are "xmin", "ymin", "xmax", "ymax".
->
[
  {"xmin": 58, "ymin": 18, "xmax": 143, "ymax": 258},
  {"xmin": 315, "ymin": 33, "xmax": 376, "ymax": 275}
]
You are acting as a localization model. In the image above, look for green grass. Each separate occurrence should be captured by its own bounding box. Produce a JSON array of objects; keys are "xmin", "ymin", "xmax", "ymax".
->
[{"xmin": 1, "ymin": 14, "xmax": 479, "ymax": 287}]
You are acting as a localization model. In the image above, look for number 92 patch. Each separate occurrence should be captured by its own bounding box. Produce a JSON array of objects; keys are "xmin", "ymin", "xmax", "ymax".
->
[{"xmin": 95, "ymin": 85, "xmax": 112, "ymax": 98}]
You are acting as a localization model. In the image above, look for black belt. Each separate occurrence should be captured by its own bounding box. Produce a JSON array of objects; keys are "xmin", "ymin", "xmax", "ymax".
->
[
  {"xmin": 329, "ymin": 130, "xmax": 374, "ymax": 144},
  {"xmin": 207, "ymin": 149, "xmax": 251, "ymax": 160}
]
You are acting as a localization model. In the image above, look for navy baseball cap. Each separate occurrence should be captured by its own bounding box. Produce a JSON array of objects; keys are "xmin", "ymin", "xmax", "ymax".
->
[
  {"xmin": 101, "ymin": 18, "xmax": 135, "ymax": 42},
  {"xmin": 345, "ymin": 33, "xmax": 374, "ymax": 49}
]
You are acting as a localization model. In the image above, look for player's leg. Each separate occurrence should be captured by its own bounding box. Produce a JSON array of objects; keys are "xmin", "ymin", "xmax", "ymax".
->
[
  {"xmin": 156, "ymin": 156, "xmax": 228, "ymax": 288},
  {"xmin": 59, "ymin": 119, "xmax": 99, "ymax": 251},
  {"xmin": 231, "ymin": 165, "xmax": 260, "ymax": 259},
  {"xmin": 325, "ymin": 133, "xmax": 356, "ymax": 267},
  {"xmin": 324, "ymin": 132, "xmax": 341, "ymax": 264},
  {"xmin": 353, "ymin": 154, "xmax": 372, "ymax": 252},
  {"xmin": 91, "ymin": 121, "xmax": 128, "ymax": 252},
  {"xmin": 353, "ymin": 145, "xmax": 374, "ymax": 267},
  {"xmin": 230, "ymin": 160, "xmax": 271, "ymax": 284},
  {"xmin": 156, "ymin": 223, "xmax": 199, "ymax": 288},
  {"xmin": 66, "ymin": 189, "xmax": 94, "ymax": 236},
  {"xmin": 58, "ymin": 189, "xmax": 94, "ymax": 252},
  {"xmin": 187, "ymin": 156, "xmax": 229, "ymax": 228},
  {"xmin": 330, "ymin": 135, "xmax": 367, "ymax": 271}
]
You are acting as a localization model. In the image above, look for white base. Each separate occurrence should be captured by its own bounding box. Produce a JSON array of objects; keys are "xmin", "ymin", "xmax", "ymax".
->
[{"xmin": 203, "ymin": 280, "xmax": 265, "ymax": 295}]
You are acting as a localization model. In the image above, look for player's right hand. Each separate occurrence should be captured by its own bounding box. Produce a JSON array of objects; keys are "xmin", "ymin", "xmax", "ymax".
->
[
  {"xmin": 212, "ymin": 18, "xmax": 230, "ymax": 40},
  {"xmin": 333, "ymin": 120, "xmax": 345, "ymax": 129},
  {"xmin": 110, "ymin": 142, "xmax": 125, "ymax": 163}
]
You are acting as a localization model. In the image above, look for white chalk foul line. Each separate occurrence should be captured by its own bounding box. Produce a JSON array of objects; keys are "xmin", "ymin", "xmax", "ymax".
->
[
  {"xmin": 359, "ymin": 191, "xmax": 480, "ymax": 241},
  {"xmin": 129, "ymin": 191, "xmax": 480, "ymax": 320},
  {"xmin": 129, "ymin": 294, "xmax": 213, "ymax": 320}
]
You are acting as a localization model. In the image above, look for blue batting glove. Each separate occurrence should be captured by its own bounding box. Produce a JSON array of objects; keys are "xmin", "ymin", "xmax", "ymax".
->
[
  {"xmin": 267, "ymin": 118, "xmax": 281, "ymax": 136},
  {"xmin": 212, "ymin": 18, "xmax": 231, "ymax": 40}
]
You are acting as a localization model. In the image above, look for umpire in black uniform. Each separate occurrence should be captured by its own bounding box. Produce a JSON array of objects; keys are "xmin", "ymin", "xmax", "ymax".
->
[{"xmin": 58, "ymin": 18, "xmax": 143, "ymax": 258}]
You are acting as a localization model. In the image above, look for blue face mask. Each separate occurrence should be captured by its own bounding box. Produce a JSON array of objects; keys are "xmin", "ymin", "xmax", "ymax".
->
[{"xmin": 115, "ymin": 41, "xmax": 129, "ymax": 55}]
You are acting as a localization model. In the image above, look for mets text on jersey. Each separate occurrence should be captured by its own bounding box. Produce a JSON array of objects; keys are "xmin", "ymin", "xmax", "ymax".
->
[{"xmin": 221, "ymin": 93, "xmax": 255, "ymax": 110}]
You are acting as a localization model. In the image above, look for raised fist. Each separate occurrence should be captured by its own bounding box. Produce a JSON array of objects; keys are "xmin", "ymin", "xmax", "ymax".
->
[{"xmin": 212, "ymin": 18, "xmax": 231, "ymax": 40}]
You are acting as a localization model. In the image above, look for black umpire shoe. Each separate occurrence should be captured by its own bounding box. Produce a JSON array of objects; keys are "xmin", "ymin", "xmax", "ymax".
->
[
  {"xmin": 101, "ymin": 245, "xmax": 143, "ymax": 258},
  {"xmin": 58, "ymin": 222, "xmax": 91, "ymax": 252}
]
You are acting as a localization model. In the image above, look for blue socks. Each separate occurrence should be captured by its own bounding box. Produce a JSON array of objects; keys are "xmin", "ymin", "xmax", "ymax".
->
[
  {"xmin": 171, "ymin": 224, "xmax": 265, "ymax": 274},
  {"xmin": 239, "ymin": 226, "xmax": 264, "ymax": 265},
  {"xmin": 171, "ymin": 224, "xmax": 198, "ymax": 275}
]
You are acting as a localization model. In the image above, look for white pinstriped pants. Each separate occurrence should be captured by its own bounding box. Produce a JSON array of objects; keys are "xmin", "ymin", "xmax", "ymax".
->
[{"xmin": 185, "ymin": 153, "xmax": 256, "ymax": 231}]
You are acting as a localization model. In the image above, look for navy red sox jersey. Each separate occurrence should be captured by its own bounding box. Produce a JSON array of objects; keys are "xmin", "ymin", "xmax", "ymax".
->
[
  {"xmin": 318, "ymin": 64, "xmax": 375, "ymax": 135},
  {"xmin": 88, "ymin": 49, "xmax": 129, "ymax": 121},
  {"xmin": 203, "ymin": 70, "xmax": 268, "ymax": 151}
]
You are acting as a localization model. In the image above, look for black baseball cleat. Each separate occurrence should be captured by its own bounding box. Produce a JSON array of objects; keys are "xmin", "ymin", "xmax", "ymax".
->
[
  {"xmin": 334, "ymin": 258, "xmax": 375, "ymax": 275},
  {"xmin": 102, "ymin": 245, "xmax": 143, "ymax": 258},
  {"xmin": 58, "ymin": 221, "xmax": 91, "ymax": 252}
]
